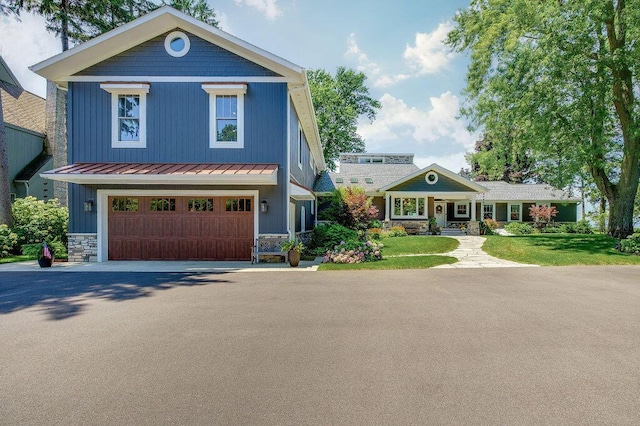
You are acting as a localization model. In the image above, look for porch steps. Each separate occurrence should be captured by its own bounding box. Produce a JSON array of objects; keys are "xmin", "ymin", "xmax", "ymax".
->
[{"xmin": 440, "ymin": 228, "xmax": 466, "ymax": 236}]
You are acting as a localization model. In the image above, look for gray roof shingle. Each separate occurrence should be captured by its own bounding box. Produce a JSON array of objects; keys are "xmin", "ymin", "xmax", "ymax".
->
[{"xmin": 478, "ymin": 181, "xmax": 580, "ymax": 202}]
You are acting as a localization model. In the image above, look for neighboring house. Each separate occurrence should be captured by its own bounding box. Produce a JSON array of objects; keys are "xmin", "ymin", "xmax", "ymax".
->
[
  {"xmin": 32, "ymin": 7, "xmax": 324, "ymax": 262},
  {"xmin": 315, "ymin": 153, "xmax": 581, "ymax": 234},
  {"xmin": 0, "ymin": 57, "xmax": 52, "ymax": 201}
]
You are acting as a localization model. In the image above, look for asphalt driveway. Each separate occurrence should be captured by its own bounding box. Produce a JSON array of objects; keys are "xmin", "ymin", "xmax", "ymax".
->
[{"xmin": 1, "ymin": 266, "xmax": 639, "ymax": 425}]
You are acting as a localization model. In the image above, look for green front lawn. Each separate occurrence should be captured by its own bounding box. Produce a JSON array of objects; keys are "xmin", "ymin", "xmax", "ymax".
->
[
  {"xmin": 317, "ymin": 236, "xmax": 459, "ymax": 270},
  {"xmin": 483, "ymin": 234, "xmax": 640, "ymax": 266},
  {"xmin": 318, "ymin": 255, "xmax": 457, "ymax": 270},
  {"xmin": 0, "ymin": 255, "xmax": 31, "ymax": 264},
  {"xmin": 381, "ymin": 236, "xmax": 459, "ymax": 255}
]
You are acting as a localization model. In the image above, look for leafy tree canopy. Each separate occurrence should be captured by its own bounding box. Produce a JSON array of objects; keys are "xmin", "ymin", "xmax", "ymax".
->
[
  {"xmin": 467, "ymin": 134, "xmax": 535, "ymax": 183},
  {"xmin": 308, "ymin": 67, "xmax": 380, "ymax": 171},
  {"xmin": 448, "ymin": 0, "xmax": 640, "ymax": 238}
]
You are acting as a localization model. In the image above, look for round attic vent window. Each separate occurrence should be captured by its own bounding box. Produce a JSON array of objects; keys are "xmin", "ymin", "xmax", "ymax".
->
[
  {"xmin": 425, "ymin": 171, "xmax": 439, "ymax": 185},
  {"xmin": 165, "ymin": 31, "xmax": 190, "ymax": 57}
]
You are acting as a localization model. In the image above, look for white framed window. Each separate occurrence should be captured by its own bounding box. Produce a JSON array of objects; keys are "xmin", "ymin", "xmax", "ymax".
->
[
  {"xmin": 358, "ymin": 157, "xmax": 384, "ymax": 164},
  {"xmin": 164, "ymin": 31, "xmax": 190, "ymax": 57},
  {"xmin": 392, "ymin": 197, "xmax": 426, "ymax": 218},
  {"xmin": 101, "ymin": 83, "xmax": 149, "ymax": 148},
  {"xmin": 298, "ymin": 123, "xmax": 303, "ymax": 169},
  {"xmin": 454, "ymin": 201, "xmax": 469, "ymax": 218},
  {"xmin": 425, "ymin": 171, "xmax": 439, "ymax": 185},
  {"xmin": 509, "ymin": 203, "xmax": 522, "ymax": 221},
  {"xmin": 202, "ymin": 84, "xmax": 246, "ymax": 149},
  {"xmin": 482, "ymin": 203, "xmax": 495, "ymax": 220}
]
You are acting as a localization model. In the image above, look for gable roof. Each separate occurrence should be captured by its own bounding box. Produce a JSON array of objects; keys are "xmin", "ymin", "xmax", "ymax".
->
[
  {"xmin": 0, "ymin": 56, "xmax": 22, "ymax": 89},
  {"xmin": 380, "ymin": 163, "xmax": 487, "ymax": 193},
  {"xmin": 314, "ymin": 163, "xmax": 420, "ymax": 193},
  {"xmin": 1, "ymin": 89, "xmax": 46, "ymax": 134},
  {"xmin": 479, "ymin": 181, "xmax": 581, "ymax": 202},
  {"xmin": 30, "ymin": 6, "xmax": 325, "ymax": 171}
]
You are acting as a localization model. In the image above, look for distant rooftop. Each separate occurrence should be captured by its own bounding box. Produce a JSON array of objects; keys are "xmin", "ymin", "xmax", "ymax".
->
[{"xmin": 339, "ymin": 153, "xmax": 414, "ymax": 165}]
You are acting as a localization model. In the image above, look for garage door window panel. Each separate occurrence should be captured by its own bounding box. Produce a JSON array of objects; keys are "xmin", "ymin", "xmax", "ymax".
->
[
  {"xmin": 188, "ymin": 198, "xmax": 214, "ymax": 212},
  {"xmin": 226, "ymin": 198, "xmax": 252, "ymax": 212},
  {"xmin": 150, "ymin": 198, "xmax": 176, "ymax": 211}
]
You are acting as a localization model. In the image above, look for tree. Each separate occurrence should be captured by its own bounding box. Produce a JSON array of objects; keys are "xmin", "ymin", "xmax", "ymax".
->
[
  {"xmin": 163, "ymin": 0, "xmax": 217, "ymax": 26},
  {"xmin": 467, "ymin": 135, "xmax": 535, "ymax": 183},
  {"xmin": 307, "ymin": 67, "xmax": 380, "ymax": 170},
  {"xmin": 448, "ymin": 0, "xmax": 640, "ymax": 238}
]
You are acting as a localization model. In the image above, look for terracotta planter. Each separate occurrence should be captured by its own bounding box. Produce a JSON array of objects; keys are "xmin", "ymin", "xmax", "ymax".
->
[
  {"xmin": 38, "ymin": 257, "xmax": 54, "ymax": 268},
  {"xmin": 288, "ymin": 250, "xmax": 301, "ymax": 267}
]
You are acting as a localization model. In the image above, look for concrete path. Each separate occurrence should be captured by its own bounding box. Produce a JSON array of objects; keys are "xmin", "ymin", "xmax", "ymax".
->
[{"xmin": 434, "ymin": 235, "xmax": 538, "ymax": 268}]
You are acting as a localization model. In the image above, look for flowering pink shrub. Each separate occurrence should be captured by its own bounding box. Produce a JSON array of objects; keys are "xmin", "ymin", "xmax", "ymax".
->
[{"xmin": 323, "ymin": 240, "xmax": 384, "ymax": 264}]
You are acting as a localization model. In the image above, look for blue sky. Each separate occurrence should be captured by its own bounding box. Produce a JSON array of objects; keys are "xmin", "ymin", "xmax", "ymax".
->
[{"xmin": 0, "ymin": 0, "xmax": 474, "ymax": 171}]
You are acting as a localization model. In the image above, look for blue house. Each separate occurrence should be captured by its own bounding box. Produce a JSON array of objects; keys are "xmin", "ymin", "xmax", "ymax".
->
[{"xmin": 32, "ymin": 7, "xmax": 325, "ymax": 262}]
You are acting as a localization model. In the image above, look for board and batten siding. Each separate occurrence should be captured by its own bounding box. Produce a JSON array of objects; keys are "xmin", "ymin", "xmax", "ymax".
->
[
  {"xmin": 288, "ymin": 102, "xmax": 316, "ymax": 191},
  {"xmin": 69, "ymin": 82, "xmax": 287, "ymax": 164},
  {"xmin": 74, "ymin": 31, "xmax": 280, "ymax": 77},
  {"xmin": 6, "ymin": 125, "xmax": 45, "ymax": 194}
]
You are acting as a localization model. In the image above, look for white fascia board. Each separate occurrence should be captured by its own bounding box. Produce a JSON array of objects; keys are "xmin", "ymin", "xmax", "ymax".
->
[
  {"xmin": 290, "ymin": 183, "xmax": 315, "ymax": 200},
  {"xmin": 379, "ymin": 164, "xmax": 488, "ymax": 193},
  {"xmin": 40, "ymin": 172, "xmax": 278, "ymax": 185},
  {"xmin": 30, "ymin": 7, "xmax": 305, "ymax": 85},
  {"xmin": 66, "ymin": 76, "xmax": 294, "ymax": 83},
  {"xmin": 289, "ymin": 81, "xmax": 326, "ymax": 172}
]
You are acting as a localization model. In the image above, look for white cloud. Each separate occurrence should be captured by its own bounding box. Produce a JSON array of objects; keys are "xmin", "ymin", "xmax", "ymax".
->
[
  {"xmin": 358, "ymin": 92, "xmax": 477, "ymax": 172},
  {"xmin": 234, "ymin": 0, "xmax": 281, "ymax": 20},
  {"xmin": 403, "ymin": 22, "xmax": 455, "ymax": 75},
  {"xmin": 344, "ymin": 34, "xmax": 411, "ymax": 89},
  {"xmin": 345, "ymin": 24, "xmax": 456, "ymax": 89},
  {"xmin": 0, "ymin": 13, "xmax": 60, "ymax": 97},
  {"xmin": 216, "ymin": 12, "xmax": 233, "ymax": 34}
]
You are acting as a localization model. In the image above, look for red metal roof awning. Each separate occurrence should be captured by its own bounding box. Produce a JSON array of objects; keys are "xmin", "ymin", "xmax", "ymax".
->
[{"xmin": 41, "ymin": 163, "xmax": 279, "ymax": 185}]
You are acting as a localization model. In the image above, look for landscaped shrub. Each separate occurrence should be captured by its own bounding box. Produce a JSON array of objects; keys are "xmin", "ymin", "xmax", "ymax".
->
[
  {"xmin": 11, "ymin": 197, "xmax": 69, "ymax": 246},
  {"xmin": 504, "ymin": 222, "xmax": 532, "ymax": 235},
  {"xmin": 369, "ymin": 219, "xmax": 382, "ymax": 229},
  {"xmin": 318, "ymin": 186, "xmax": 379, "ymax": 231},
  {"xmin": 310, "ymin": 223, "xmax": 358, "ymax": 252},
  {"xmin": 559, "ymin": 223, "xmax": 576, "ymax": 233},
  {"xmin": 21, "ymin": 239, "xmax": 67, "ymax": 259},
  {"xmin": 480, "ymin": 218, "xmax": 499, "ymax": 235},
  {"xmin": 575, "ymin": 220, "xmax": 594, "ymax": 234},
  {"xmin": 617, "ymin": 233, "xmax": 640, "ymax": 255},
  {"xmin": 368, "ymin": 228, "xmax": 383, "ymax": 240},
  {"xmin": 540, "ymin": 225, "xmax": 562, "ymax": 233},
  {"xmin": 323, "ymin": 240, "xmax": 384, "ymax": 264},
  {"xmin": 529, "ymin": 205, "xmax": 558, "ymax": 231},
  {"xmin": 384, "ymin": 226, "xmax": 407, "ymax": 238},
  {"xmin": 0, "ymin": 224, "xmax": 18, "ymax": 257}
]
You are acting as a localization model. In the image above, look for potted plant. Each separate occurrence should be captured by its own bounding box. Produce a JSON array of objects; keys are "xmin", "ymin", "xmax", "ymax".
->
[
  {"xmin": 428, "ymin": 217, "xmax": 439, "ymax": 235},
  {"xmin": 22, "ymin": 241, "xmax": 56, "ymax": 268},
  {"xmin": 281, "ymin": 239, "xmax": 305, "ymax": 267}
]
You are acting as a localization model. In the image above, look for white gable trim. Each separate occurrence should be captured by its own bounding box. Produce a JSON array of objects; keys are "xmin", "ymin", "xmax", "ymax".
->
[
  {"xmin": 379, "ymin": 163, "xmax": 487, "ymax": 193},
  {"xmin": 30, "ymin": 6, "xmax": 303, "ymax": 84}
]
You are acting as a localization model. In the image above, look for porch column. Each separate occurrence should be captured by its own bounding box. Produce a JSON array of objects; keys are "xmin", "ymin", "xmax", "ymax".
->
[
  {"xmin": 470, "ymin": 194, "xmax": 477, "ymax": 221},
  {"xmin": 385, "ymin": 193, "xmax": 390, "ymax": 221}
]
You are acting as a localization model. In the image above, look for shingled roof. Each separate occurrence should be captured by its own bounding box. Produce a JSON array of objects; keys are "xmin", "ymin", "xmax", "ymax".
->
[
  {"xmin": 479, "ymin": 181, "xmax": 580, "ymax": 202},
  {"xmin": 314, "ymin": 163, "xmax": 420, "ymax": 193},
  {"xmin": 1, "ymin": 89, "xmax": 46, "ymax": 135}
]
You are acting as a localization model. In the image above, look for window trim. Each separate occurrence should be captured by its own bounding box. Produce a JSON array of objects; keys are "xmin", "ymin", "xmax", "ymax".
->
[
  {"xmin": 101, "ymin": 83, "xmax": 149, "ymax": 148},
  {"xmin": 482, "ymin": 202, "xmax": 496, "ymax": 220},
  {"xmin": 391, "ymin": 196, "xmax": 427, "ymax": 219},
  {"xmin": 298, "ymin": 122, "xmax": 303, "ymax": 170},
  {"xmin": 202, "ymin": 84, "xmax": 247, "ymax": 149},
  {"xmin": 164, "ymin": 31, "xmax": 190, "ymax": 58},
  {"xmin": 454, "ymin": 201, "xmax": 470, "ymax": 218},
  {"xmin": 508, "ymin": 203, "xmax": 522, "ymax": 222}
]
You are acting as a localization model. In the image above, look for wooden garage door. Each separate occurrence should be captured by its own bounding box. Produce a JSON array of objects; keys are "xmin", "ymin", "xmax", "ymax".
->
[{"xmin": 108, "ymin": 196, "xmax": 254, "ymax": 260}]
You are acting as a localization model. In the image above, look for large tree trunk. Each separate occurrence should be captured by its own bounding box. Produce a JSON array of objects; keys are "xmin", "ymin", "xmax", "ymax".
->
[
  {"xmin": 607, "ymin": 171, "xmax": 639, "ymax": 239},
  {"xmin": 0, "ymin": 94, "xmax": 12, "ymax": 227}
]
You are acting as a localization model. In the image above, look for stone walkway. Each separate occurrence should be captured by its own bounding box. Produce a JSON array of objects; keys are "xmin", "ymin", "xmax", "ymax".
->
[{"xmin": 433, "ymin": 236, "xmax": 538, "ymax": 269}]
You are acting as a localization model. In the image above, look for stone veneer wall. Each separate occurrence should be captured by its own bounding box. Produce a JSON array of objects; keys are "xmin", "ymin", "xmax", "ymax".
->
[{"xmin": 67, "ymin": 233, "xmax": 98, "ymax": 262}]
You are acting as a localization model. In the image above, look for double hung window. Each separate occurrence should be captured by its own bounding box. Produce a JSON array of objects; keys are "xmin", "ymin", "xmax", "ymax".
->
[
  {"xmin": 101, "ymin": 83, "xmax": 149, "ymax": 148},
  {"xmin": 202, "ymin": 84, "xmax": 246, "ymax": 149}
]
